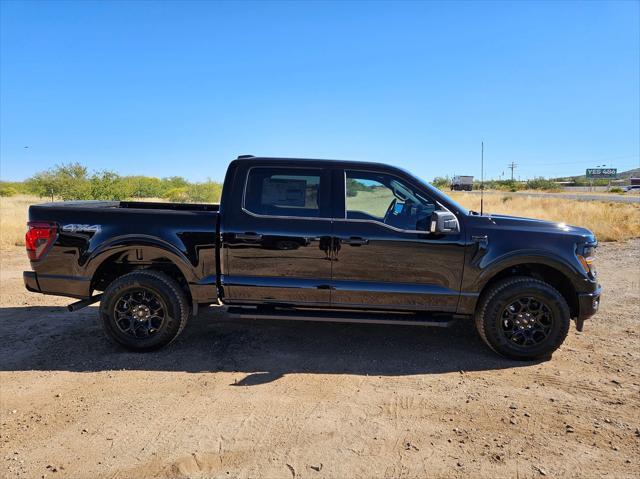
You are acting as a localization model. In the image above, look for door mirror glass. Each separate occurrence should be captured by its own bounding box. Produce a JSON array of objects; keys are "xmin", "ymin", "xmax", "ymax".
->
[{"xmin": 430, "ymin": 211, "xmax": 459, "ymax": 234}]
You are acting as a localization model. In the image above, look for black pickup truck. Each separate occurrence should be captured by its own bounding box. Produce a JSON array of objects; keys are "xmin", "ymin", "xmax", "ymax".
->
[{"xmin": 24, "ymin": 156, "xmax": 601, "ymax": 359}]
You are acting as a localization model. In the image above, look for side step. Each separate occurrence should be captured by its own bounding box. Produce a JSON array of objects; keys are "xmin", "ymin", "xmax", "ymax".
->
[{"xmin": 226, "ymin": 306, "xmax": 457, "ymax": 328}]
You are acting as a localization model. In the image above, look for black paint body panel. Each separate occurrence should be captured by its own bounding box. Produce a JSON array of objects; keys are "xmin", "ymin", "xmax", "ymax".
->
[{"xmin": 27, "ymin": 201, "xmax": 219, "ymax": 303}]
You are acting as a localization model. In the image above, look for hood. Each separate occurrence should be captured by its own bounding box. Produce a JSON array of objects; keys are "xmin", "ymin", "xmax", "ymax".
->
[{"xmin": 484, "ymin": 213, "xmax": 596, "ymax": 242}]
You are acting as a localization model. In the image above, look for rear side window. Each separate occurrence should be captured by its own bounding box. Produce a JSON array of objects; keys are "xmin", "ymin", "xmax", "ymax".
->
[{"xmin": 244, "ymin": 168, "xmax": 323, "ymax": 218}]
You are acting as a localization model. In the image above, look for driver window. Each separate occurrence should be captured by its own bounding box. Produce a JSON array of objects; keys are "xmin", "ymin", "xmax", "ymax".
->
[{"xmin": 345, "ymin": 170, "xmax": 435, "ymax": 231}]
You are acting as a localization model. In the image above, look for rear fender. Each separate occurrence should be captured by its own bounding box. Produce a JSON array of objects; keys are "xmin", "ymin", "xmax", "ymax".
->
[{"xmin": 85, "ymin": 235, "xmax": 200, "ymax": 284}]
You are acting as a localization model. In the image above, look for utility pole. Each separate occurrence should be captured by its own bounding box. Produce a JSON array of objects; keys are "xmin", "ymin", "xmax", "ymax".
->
[
  {"xmin": 508, "ymin": 162, "xmax": 517, "ymax": 181},
  {"xmin": 480, "ymin": 142, "xmax": 484, "ymax": 215}
]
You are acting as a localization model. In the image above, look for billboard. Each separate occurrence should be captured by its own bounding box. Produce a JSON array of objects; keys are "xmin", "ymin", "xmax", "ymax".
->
[{"xmin": 586, "ymin": 168, "xmax": 617, "ymax": 179}]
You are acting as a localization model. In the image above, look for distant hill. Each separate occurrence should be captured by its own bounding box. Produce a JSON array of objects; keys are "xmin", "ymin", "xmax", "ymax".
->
[
  {"xmin": 614, "ymin": 167, "xmax": 640, "ymax": 180},
  {"xmin": 556, "ymin": 167, "xmax": 640, "ymax": 182}
]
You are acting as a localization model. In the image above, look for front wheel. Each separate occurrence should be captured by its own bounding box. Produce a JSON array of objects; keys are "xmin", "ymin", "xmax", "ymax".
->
[
  {"xmin": 475, "ymin": 277, "xmax": 571, "ymax": 360},
  {"xmin": 100, "ymin": 270, "xmax": 189, "ymax": 351}
]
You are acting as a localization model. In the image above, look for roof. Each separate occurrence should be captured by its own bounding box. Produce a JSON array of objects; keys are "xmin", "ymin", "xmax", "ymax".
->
[{"xmin": 232, "ymin": 155, "xmax": 401, "ymax": 172}]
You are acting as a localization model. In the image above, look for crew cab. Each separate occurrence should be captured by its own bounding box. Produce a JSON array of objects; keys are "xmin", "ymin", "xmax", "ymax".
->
[{"xmin": 24, "ymin": 156, "xmax": 602, "ymax": 359}]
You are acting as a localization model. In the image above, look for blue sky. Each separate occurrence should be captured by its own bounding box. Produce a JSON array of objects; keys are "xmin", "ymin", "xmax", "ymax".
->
[{"xmin": 1, "ymin": 0, "xmax": 638, "ymax": 182}]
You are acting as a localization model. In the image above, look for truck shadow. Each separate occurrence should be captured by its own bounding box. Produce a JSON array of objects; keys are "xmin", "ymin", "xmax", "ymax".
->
[{"xmin": 0, "ymin": 305, "xmax": 541, "ymax": 383}]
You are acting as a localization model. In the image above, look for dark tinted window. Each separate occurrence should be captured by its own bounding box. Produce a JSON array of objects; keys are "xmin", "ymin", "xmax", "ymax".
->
[{"xmin": 245, "ymin": 168, "xmax": 322, "ymax": 217}]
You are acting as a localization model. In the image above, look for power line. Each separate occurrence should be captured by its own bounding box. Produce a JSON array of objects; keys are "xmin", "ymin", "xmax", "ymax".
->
[{"xmin": 508, "ymin": 162, "xmax": 517, "ymax": 181}]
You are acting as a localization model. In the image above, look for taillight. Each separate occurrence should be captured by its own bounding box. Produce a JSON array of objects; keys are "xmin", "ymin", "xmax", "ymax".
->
[{"xmin": 25, "ymin": 222, "xmax": 57, "ymax": 261}]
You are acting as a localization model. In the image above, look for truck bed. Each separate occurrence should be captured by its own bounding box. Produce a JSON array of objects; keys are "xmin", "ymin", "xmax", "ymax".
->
[
  {"xmin": 26, "ymin": 200, "xmax": 220, "ymax": 302},
  {"xmin": 31, "ymin": 200, "xmax": 219, "ymax": 212}
]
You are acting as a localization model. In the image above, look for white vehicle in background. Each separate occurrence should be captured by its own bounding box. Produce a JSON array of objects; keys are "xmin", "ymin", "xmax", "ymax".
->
[
  {"xmin": 450, "ymin": 175, "xmax": 474, "ymax": 191},
  {"xmin": 623, "ymin": 185, "xmax": 640, "ymax": 193}
]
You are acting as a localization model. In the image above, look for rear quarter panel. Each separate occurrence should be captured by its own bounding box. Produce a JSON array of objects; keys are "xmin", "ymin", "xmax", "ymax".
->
[{"xmin": 28, "ymin": 204, "xmax": 218, "ymax": 299}]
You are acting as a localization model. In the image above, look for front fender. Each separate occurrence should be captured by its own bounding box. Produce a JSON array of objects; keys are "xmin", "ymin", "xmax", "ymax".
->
[{"xmin": 473, "ymin": 249, "xmax": 584, "ymax": 293}]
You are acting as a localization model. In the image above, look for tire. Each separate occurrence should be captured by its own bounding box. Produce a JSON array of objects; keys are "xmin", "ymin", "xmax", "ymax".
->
[
  {"xmin": 475, "ymin": 277, "xmax": 571, "ymax": 360},
  {"xmin": 100, "ymin": 270, "xmax": 189, "ymax": 351}
]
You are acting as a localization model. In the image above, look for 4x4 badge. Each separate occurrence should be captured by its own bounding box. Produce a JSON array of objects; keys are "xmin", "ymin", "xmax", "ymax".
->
[{"xmin": 62, "ymin": 224, "xmax": 101, "ymax": 233}]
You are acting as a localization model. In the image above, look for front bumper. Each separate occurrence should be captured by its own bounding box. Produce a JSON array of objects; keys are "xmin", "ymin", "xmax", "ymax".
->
[{"xmin": 576, "ymin": 284, "xmax": 602, "ymax": 331}]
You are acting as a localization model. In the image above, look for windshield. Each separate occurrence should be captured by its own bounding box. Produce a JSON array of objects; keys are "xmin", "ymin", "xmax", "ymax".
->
[{"xmin": 415, "ymin": 176, "xmax": 470, "ymax": 216}]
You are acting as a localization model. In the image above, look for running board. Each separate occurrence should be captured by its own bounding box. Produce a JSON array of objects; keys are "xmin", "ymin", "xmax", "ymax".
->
[{"xmin": 226, "ymin": 306, "xmax": 457, "ymax": 327}]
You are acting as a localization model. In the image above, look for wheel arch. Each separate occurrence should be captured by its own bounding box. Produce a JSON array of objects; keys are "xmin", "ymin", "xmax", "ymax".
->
[
  {"xmin": 86, "ymin": 237, "xmax": 199, "ymax": 305},
  {"xmin": 476, "ymin": 261, "xmax": 579, "ymax": 318}
]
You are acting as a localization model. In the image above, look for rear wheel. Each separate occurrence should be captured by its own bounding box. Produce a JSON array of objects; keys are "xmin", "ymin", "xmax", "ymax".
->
[
  {"xmin": 475, "ymin": 277, "xmax": 571, "ymax": 360},
  {"xmin": 100, "ymin": 270, "xmax": 189, "ymax": 351}
]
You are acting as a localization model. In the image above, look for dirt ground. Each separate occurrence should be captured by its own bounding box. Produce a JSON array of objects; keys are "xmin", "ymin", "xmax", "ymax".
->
[{"xmin": 1, "ymin": 241, "xmax": 639, "ymax": 479}]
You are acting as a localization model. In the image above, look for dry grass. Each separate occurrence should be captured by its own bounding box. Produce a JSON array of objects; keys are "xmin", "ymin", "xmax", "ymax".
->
[
  {"xmin": 449, "ymin": 192, "xmax": 640, "ymax": 242},
  {"xmin": 0, "ymin": 195, "xmax": 168, "ymax": 249},
  {"xmin": 1, "ymin": 193, "xmax": 639, "ymax": 249},
  {"xmin": 0, "ymin": 195, "xmax": 35, "ymax": 248}
]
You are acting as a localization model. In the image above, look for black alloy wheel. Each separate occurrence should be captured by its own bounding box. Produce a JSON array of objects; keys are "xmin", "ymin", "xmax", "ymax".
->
[
  {"xmin": 475, "ymin": 277, "xmax": 571, "ymax": 360},
  {"xmin": 113, "ymin": 289, "xmax": 167, "ymax": 339},
  {"xmin": 100, "ymin": 270, "xmax": 189, "ymax": 351},
  {"xmin": 500, "ymin": 296, "xmax": 554, "ymax": 348}
]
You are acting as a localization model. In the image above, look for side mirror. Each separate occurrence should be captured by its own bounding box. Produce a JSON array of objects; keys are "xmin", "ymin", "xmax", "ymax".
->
[{"xmin": 430, "ymin": 211, "xmax": 459, "ymax": 234}]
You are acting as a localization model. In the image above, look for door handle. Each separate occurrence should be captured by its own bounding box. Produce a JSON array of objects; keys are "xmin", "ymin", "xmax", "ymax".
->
[
  {"xmin": 342, "ymin": 237, "xmax": 369, "ymax": 246},
  {"xmin": 235, "ymin": 232, "xmax": 263, "ymax": 241}
]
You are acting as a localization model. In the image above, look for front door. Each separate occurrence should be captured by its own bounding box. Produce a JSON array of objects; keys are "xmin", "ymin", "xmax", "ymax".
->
[
  {"xmin": 221, "ymin": 165, "xmax": 333, "ymax": 306},
  {"xmin": 330, "ymin": 168, "xmax": 465, "ymax": 311}
]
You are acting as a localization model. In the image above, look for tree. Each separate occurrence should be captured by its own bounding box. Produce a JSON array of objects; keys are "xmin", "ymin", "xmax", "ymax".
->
[
  {"xmin": 22, "ymin": 163, "xmax": 224, "ymax": 202},
  {"xmin": 163, "ymin": 187, "xmax": 189, "ymax": 203},
  {"xmin": 125, "ymin": 176, "xmax": 164, "ymax": 198},
  {"xmin": 90, "ymin": 171, "xmax": 135, "ymax": 200},
  {"xmin": 431, "ymin": 176, "xmax": 450, "ymax": 190},
  {"xmin": 25, "ymin": 162, "xmax": 91, "ymax": 200},
  {"xmin": 186, "ymin": 180, "xmax": 223, "ymax": 203}
]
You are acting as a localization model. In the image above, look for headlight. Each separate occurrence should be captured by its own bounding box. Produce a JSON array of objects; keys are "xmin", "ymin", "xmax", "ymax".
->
[{"xmin": 578, "ymin": 244, "xmax": 597, "ymax": 277}]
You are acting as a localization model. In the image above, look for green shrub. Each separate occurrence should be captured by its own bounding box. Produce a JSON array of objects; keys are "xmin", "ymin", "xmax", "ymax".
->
[
  {"xmin": 162, "ymin": 176, "xmax": 190, "ymax": 190},
  {"xmin": 609, "ymin": 187, "xmax": 624, "ymax": 194},
  {"xmin": 431, "ymin": 176, "xmax": 450, "ymax": 190},
  {"xmin": 163, "ymin": 187, "xmax": 189, "ymax": 203},
  {"xmin": 89, "ymin": 171, "xmax": 135, "ymax": 200},
  {"xmin": 479, "ymin": 179, "xmax": 525, "ymax": 191},
  {"xmin": 25, "ymin": 163, "xmax": 92, "ymax": 200},
  {"xmin": 526, "ymin": 177, "xmax": 560, "ymax": 191},
  {"xmin": 124, "ymin": 176, "xmax": 164, "ymax": 198},
  {"xmin": 21, "ymin": 163, "xmax": 223, "ymax": 202},
  {"xmin": 0, "ymin": 181, "xmax": 28, "ymax": 195},
  {"xmin": 0, "ymin": 185, "xmax": 17, "ymax": 197},
  {"xmin": 346, "ymin": 178, "xmax": 375, "ymax": 197},
  {"xmin": 185, "ymin": 181, "xmax": 222, "ymax": 203}
]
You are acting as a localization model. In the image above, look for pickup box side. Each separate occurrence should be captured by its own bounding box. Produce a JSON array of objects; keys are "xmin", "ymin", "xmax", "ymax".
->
[{"xmin": 26, "ymin": 201, "xmax": 219, "ymax": 306}]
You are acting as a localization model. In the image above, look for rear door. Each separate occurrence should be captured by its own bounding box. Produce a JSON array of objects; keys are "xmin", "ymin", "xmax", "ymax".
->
[
  {"xmin": 330, "ymin": 167, "xmax": 465, "ymax": 311},
  {"xmin": 220, "ymin": 164, "xmax": 333, "ymax": 306}
]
